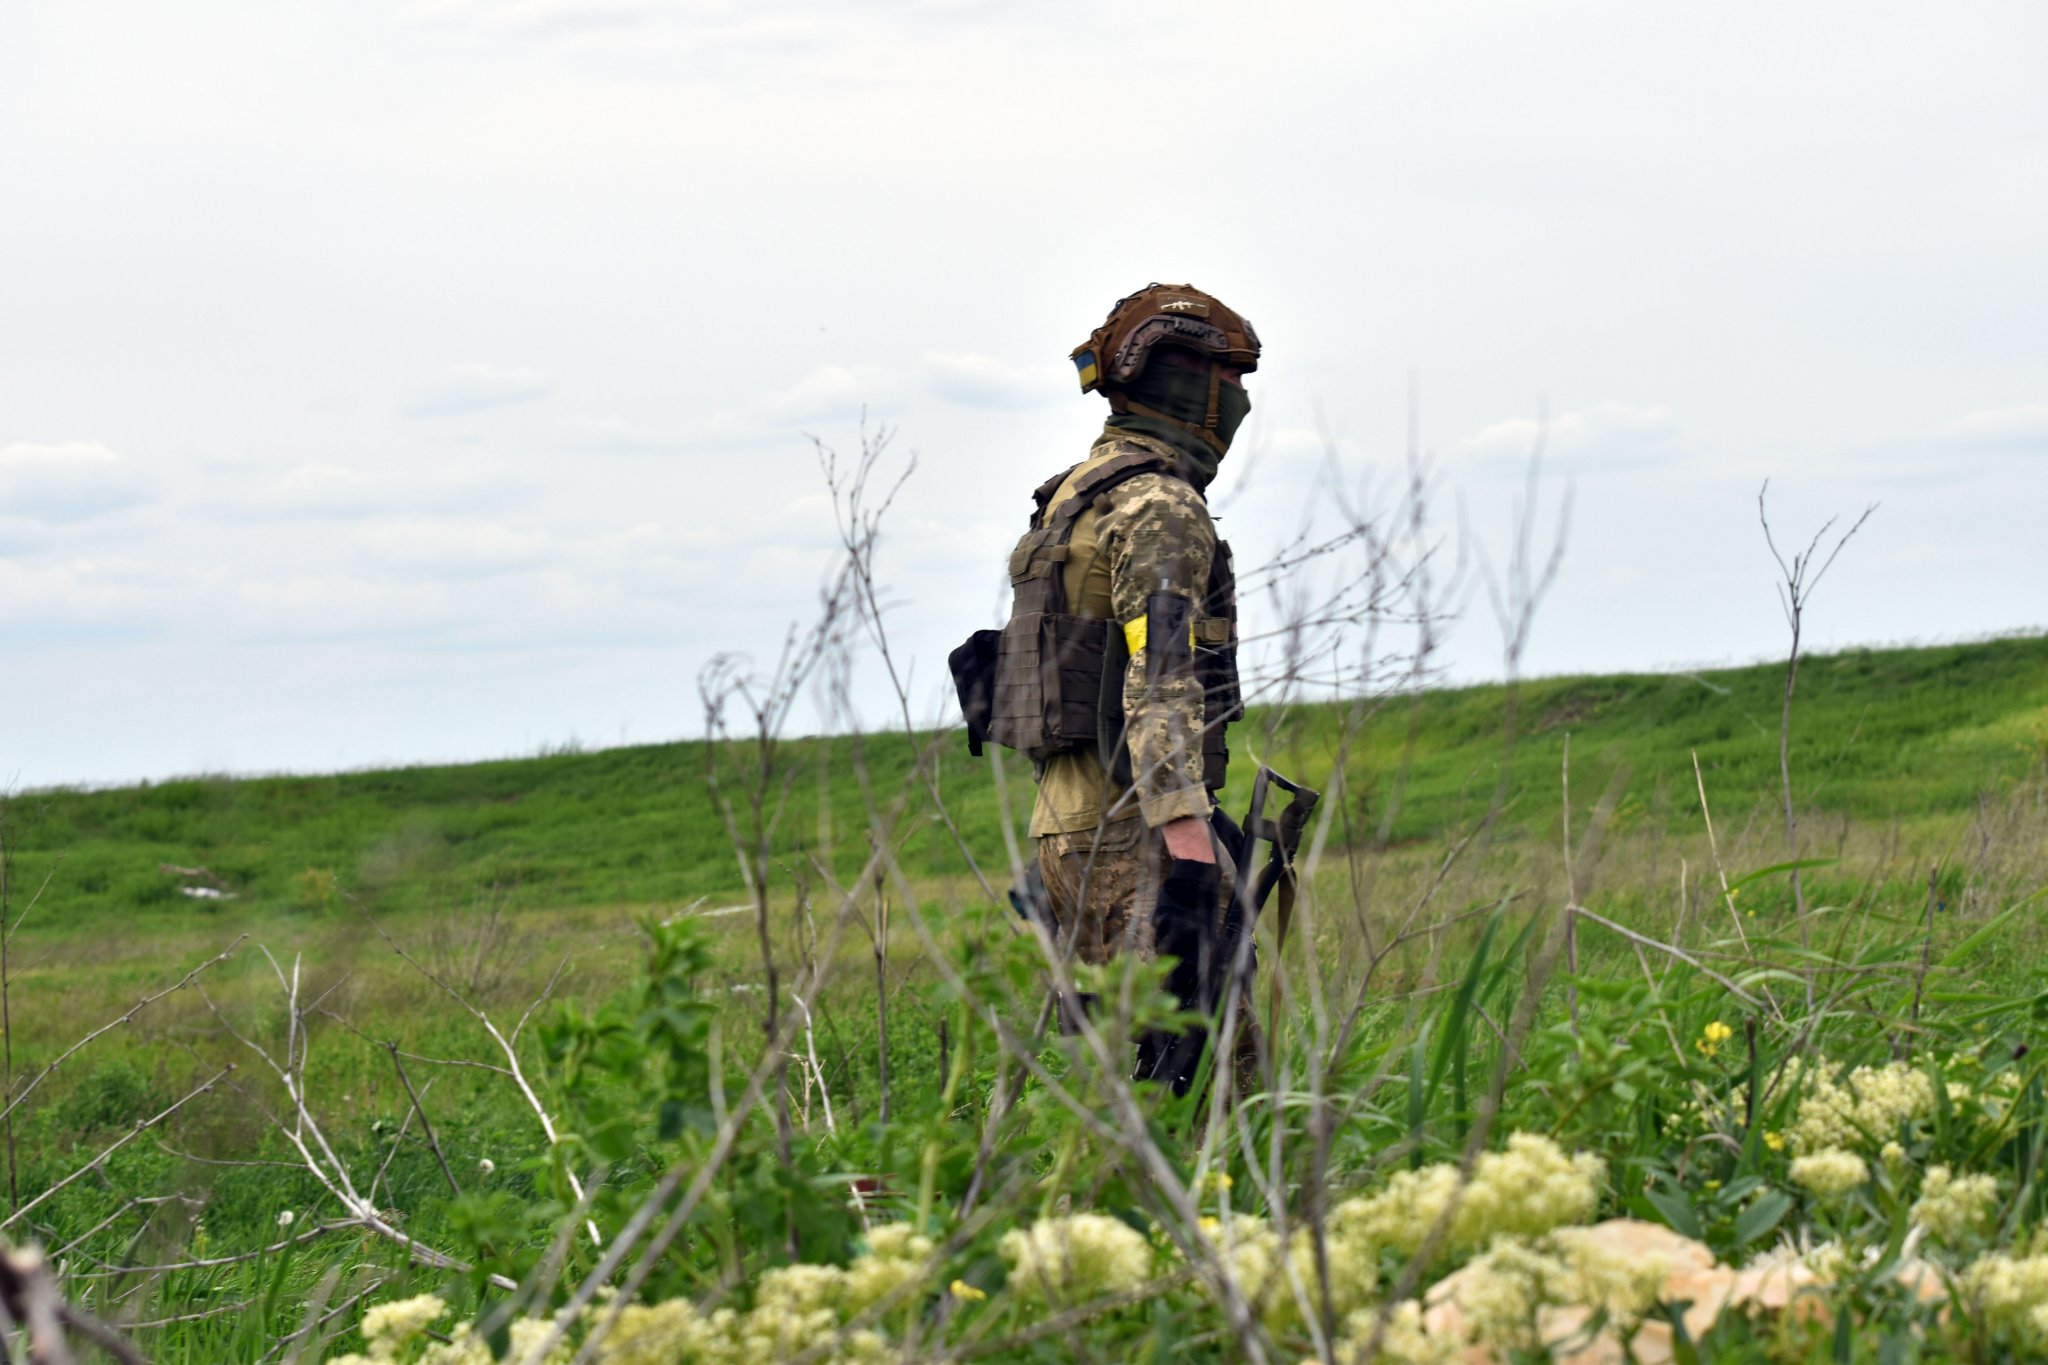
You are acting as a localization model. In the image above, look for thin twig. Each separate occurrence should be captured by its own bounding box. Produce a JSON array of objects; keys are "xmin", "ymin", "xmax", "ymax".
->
[
  {"xmin": 383, "ymin": 1043, "xmax": 461, "ymax": 1196},
  {"xmin": 0, "ymin": 937, "xmax": 246, "ymax": 1126},
  {"xmin": 1, "ymin": 1068, "xmax": 232, "ymax": 1233}
]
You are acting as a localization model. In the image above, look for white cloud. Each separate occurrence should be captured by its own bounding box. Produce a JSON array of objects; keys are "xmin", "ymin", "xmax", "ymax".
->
[
  {"xmin": 562, "ymin": 406, "xmax": 841, "ymax": 455},
  {"xmin": 229, "ymin": 572, "xmax": 458, "ymax": 637},
  {"xmin": 565, "ymin": 363, "xmax": 903, "ymax": 453},
  {"xmin": 355, "ymin": 519, "xmax": 553, "ymax": 573},
  {"xmin": 6, "ymin": 2, "xmax": 2044, "ymax": 784},
  {"xmin": 567, "ymin": 352, "xmax": 1061, "ymax": 460},
  {"xmin": 757, "ymin": 362, "xmax": 899, "ymax": 423},
  {"xmin": 250, "ymin": 462, "xmax": 381, "ymax": 515},
  {"xmin": 919, "ymin": 351, "xmax": 1069, "ymax": 409},
  {"xmin": 1462, "ymin": 403, "xmax": 1680, "ymax": 467},
  {"xmin": 0, "ymin": 442, "xmax": 154, "ymax": 522},
  {"xmin": 0, "ymin": 555, "xmax": 160, "ymax": 628},
  {"xmin": 400, "ymin": 0, "xmax": 965, "ymax": 76},
  {"xmin": 241, "ymin": 460, "xmax": 524, "ymax": 519},
  {"xmin": 561, "ymin": 415, "xmax": 703, "ymax": 454},
  {"xmin": 407, "ymin": 0, "xmax": 654, "ymax": 40},
  {"xmin": 740, "ymin": 352, "xmax": 1071, "ymax": 426},
  {"xmin": 401, "ymin": 362, "xmax": 552, "ymax": 417},
  {"xmin": 1773, "ymin": 404, "xmax": 2048, "ymax": 489},
  {"xmin": 1942, "ymin": 404, "xmax": 2048, "ymax": 444}
]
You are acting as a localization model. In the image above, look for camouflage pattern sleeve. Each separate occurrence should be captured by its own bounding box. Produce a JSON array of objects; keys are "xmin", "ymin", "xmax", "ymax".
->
[{"xmin": 1099, "ymin": 470, "xmax": 1215, "ymax": 827}]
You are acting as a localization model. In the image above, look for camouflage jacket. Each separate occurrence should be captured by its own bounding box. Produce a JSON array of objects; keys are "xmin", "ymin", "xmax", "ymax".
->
[{"xmin": 1029, "ymin": 427, "xmax": 1219, "ymax": 837}]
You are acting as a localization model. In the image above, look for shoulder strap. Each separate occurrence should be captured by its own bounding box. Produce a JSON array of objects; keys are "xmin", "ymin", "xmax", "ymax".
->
[
  {"xmin": 1044, "ymin": 449, "xmax": 1184, "ymax": 531},
  {"xmin": 1017, "ymin": 445, "xmax": 1194, "ymax": 615},
  {"xmin": 1029, "ymin": 463, "xmax": 1079, "ymax": 527}
]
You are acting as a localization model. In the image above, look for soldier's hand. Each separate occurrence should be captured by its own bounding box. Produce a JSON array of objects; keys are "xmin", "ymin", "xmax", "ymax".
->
[{"xmin": 1161, "ymin": 815, "xmax": 1215, "ymax": 864}]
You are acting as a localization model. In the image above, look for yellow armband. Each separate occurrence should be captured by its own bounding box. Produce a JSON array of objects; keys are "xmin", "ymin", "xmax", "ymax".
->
[{"xmin": 1122, "ymin": 615, "xmax": 1198, "ymax": 655}]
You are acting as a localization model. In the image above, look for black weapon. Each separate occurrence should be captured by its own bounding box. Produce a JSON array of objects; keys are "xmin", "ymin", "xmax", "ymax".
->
[
  {"xmin": 1232, "ymin": 764, "xmax": 1321, "ymax": 966},
  {"xmin": 1141, "ymin": 765, "xmax": 1320, "ymax": 1095}
]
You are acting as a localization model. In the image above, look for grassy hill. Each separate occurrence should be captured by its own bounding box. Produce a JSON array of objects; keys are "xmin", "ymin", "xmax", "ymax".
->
[
  {"xmin": 5, "ymin": 634, "xmax": 2048, "ymax": 1364},
  {"xmin": 7, "ymin": 635, "xmax": 2045, "ymax": 926}
]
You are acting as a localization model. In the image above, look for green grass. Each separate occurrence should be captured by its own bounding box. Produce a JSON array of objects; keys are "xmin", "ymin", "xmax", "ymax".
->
[
  {"xmin": 8, "ymin": 635, "xmax": 2045, "ymax": 927},
  {"xmin": 5, "ymin": 634, "xmax": 2048, "ymax": 1360}
]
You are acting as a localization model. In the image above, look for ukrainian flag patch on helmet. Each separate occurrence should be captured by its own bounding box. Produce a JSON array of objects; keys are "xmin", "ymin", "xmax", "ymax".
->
[{"xmin": 1072, "ymin": 349, "xmax": 1100, "ymax": 391}]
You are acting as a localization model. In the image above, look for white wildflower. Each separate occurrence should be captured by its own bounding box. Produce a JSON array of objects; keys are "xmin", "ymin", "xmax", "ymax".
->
[
  {"xmin": 1789, "ymin": 1148, "xmax": 1869, "ymax": 1199},
  {"xmin": 843, "ymin": 1223, "xmax": 934, "ymax": 1315},
  {"xmin": 1324, "ymin": 1301, "xmax": 1461, "ymax": 1365},
  {"xmin": 418, "ymin": 1324, "xmax": 494, "ymax": 1365},
  {"xmin": 1790, "ymin": 1061, "xmax": 1934, "ymax": 1155},
  {"xmin": 1332, "ymin": 1164, "xmax": 1461, "ymax": 1256},
  {"xmin": 478, "ymin": 1158, "xmax": 496, "ymax": 1176},
  {"xmin": 754, "ymin": 1262, "xmax": 847, "ymax": 1317},
  {"xmin": 277, "ymin": 1209, "xmax": 295, "ymax": 1228},
  {"xmin": 1961, "ymin": 1251, "xmax": 2048, "ymax": 1337},
  {"xmin": 862, "ymin": 1223, "xmax": 932, "ymax": 1261},
  {"xmin": 1463, "ymin": 1133, "xmax": 1606, "ymax": 1241},
  {"xmin": 597, "ymin": 1298, "xmax": 724, "ymax": 1365},
  {"xmin": 1201, "ymin": 1213, "xmax": 1278, "ymax": 1301},
  {"xmin": 1331, "ymin": 1133, "xmax": 1602, "ymax": 1260},
  {"xmin": 1001, "ymin": 1213, "xmax": 1152, "ymax": 1302},
  {"xmin": 1311, "ymin": 1218, "xmax": 1384, "ymax": 1323},
  {"xmin": 361, "ymin": 1293, "xmax": 449, "ymax": 1350},
  {"xmin": 1452, "ymin": 1238, "xmax": 1568, "ymax": 1353},
  {"xmin": 1806, "ymin": 1241, "xmax": 1856, "ymax": 1283},
  {"xmin": 1549, "ymin": 1224, "xmax": 1669, "ymax": 1321},
  {"xmin": 837, "ymin": 1328, "xmax": 895, "ymax": 1362},
  {"xmin": 505, "ymin": 1318, "xmax": 573, "ymax": 1365},
  {"xmin": 733, "ymin": 1295, "xmax": 840, "ymax": 1358},
  {"xmin": 1196, "ymin": 1213, "xmax": 1326, "ymax": 1331},
  {"xmin": 1913, "ymin": 1166, "xmax": 1999, "ymax": 1246}
]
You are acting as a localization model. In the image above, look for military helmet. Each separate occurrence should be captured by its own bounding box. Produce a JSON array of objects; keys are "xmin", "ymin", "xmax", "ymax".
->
[{"xmin": 1070, "ymin": 283, "xmax": 1260, "ymax": 395}]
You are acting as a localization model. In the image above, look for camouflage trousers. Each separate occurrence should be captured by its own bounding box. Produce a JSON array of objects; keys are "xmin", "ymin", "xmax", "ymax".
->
[{"xmin": 1036, "ymin": 817, "xmax": 1260, "ymax": 1095}]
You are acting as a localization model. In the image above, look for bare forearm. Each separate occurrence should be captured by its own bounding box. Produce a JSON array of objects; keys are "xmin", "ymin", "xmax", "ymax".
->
[{"xmin": 1161, "ymin": 815, "xmax": 1214, "ymax": 864}]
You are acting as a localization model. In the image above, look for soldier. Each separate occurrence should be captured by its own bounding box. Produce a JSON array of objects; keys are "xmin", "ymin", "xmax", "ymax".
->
[{"xmin": 952, "ymin": 282, "xmax": 1258, "ymax": 1093}]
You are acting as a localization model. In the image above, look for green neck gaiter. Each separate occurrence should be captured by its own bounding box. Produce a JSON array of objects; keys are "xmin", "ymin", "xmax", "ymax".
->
[{"xmin": 1104, "ymin": 362, "xmax": 1250, "ymax": 489}]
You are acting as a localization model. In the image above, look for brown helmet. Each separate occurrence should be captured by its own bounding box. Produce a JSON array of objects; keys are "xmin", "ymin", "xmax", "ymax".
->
[{"xmin": 1070, "ymin": 283, "xmax": 1260, "ymax": 395}]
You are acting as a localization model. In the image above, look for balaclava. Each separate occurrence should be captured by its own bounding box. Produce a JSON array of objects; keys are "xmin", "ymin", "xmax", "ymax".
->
[{"xmin": 1104, "ymin": 354, "xmax": 1251, "ymax": 489}]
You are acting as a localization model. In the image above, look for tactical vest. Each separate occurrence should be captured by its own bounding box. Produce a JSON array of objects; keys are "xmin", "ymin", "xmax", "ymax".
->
[{"xmin": 949, "ymin": 449, "xmax": 1242, "ymax": 791}]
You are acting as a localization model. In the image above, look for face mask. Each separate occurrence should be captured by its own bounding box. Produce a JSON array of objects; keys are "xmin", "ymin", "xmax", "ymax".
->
[
  {"xmin": 1212, "ymin": 382, "xmax": 1252, "ymax": 450},
  {"xmin": 1107, "ymin": 360, "xmax": 1250, "ymax": 484}
]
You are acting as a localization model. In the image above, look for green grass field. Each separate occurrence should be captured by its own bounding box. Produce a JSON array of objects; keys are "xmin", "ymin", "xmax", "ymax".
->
[
  {"xmin": 10, "ymin": 633, "xmax": 2045, "ymax": 924},
  {"xmin": 4, "ymin": 633, "xmax": 2048, "ymax": 1361}
]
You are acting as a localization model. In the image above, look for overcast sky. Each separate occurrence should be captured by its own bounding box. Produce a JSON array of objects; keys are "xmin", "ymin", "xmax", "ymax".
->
[{"xmin": 3, "ymin": 1, "xmax": 2043, "ymax": 788}]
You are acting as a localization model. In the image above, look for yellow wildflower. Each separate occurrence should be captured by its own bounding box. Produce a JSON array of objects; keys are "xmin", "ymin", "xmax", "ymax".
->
[
  {"xmin": 949, "ymin": 1279, "xmax": 987, "ymax": 1302},
  {"xmin": 1696, "ymin": 1020, "xmax": 1734, "ymax": 1059}
]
